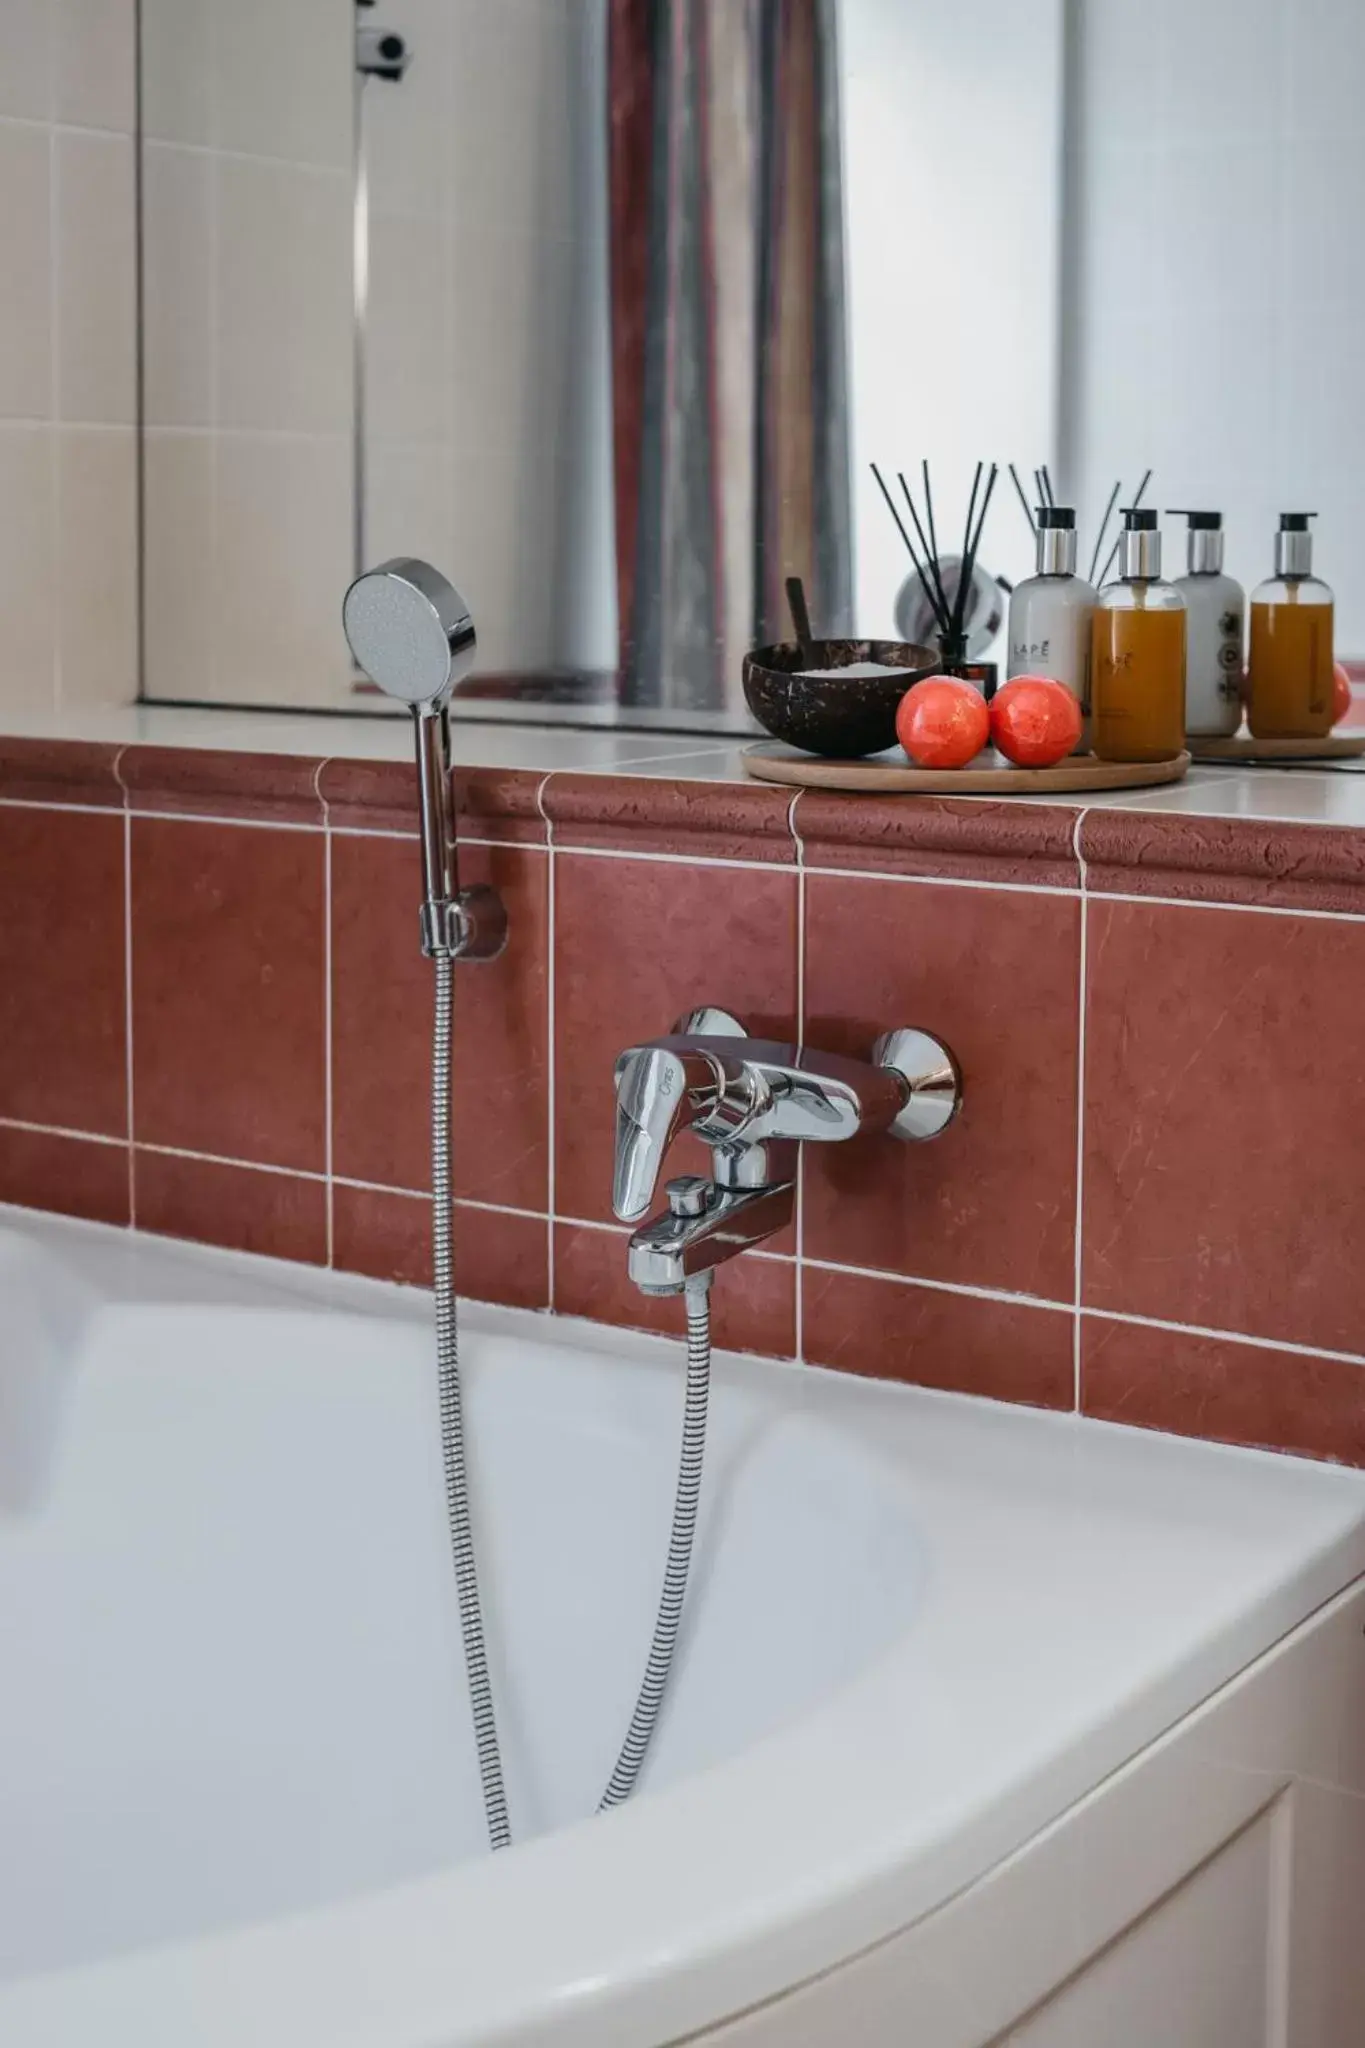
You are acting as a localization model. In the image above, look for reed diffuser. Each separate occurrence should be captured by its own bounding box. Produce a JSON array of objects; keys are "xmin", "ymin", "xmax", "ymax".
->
[{"xmin": 872, "ymin": 459, "xmax": 1000, "ymax": 683}]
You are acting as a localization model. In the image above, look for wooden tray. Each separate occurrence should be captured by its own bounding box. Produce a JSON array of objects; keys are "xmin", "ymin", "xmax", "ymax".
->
[
  {"xmin": 742, "ymin": 743, "xmax": 1191, "ymax": 796},
  {"xmin": 1190, "ymin": 732, "xmax": 1365, "ymax": 763}
]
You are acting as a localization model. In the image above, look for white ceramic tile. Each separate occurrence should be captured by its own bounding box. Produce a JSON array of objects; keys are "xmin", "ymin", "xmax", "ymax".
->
[
  {"xmin": 363, "ymin": 0, "xmax": 452, "ymax": 222},
  {"xmin": 213, "ymin": 0, "xmax": 351, "ymax": 170},
  {"xmin": 54, "ymin": 127, "xmax": 135, "ymax": 423},
  {"xmin": 141, "ymin": 428, "xmax": 215, "ymax": 699},
  {"xmin": 211, "ymin": 432, "xmax": 353, "ymax": 705},
  {"xmin": 365, "ymin": 211, "xmax": 452, "ymax": 443},
  {"xmin": 141, "ymin": 142, "xmax": 214, "ymax": 428},
  {"xmin": 365, "ymin": 438, "xmax": 455, "ymax": 576},
  {"xmin": 55, "ymin": 0, "xmax": 135, "ymax": 133},
  {"xmin": 137, "ymin": 0, "xmax": 213, "ymax": 147},
  {"xmin": 448, "ymin": 223, "xmax": 575, "ymax": 469},
  {"xmin": 55, "ymin": 424, "xmax": 136, "ymax": 705},
  {"xmin": 215, "ymin": 157, "xmax": 351, "ymax": 434},
  {"xmin": 0, "ymin": 120, "xmax": 52, "ymax": 418},
  {"xmin": 0, "ymin": 423, "xmax": 56, "ymax": 709},
  {"xmin": 0, "ymin": 0, "xmax": 52, "ymax": 120},
  {"xmin": 445, "ymin": 0, "xmax": 577, "ymax": 242}
]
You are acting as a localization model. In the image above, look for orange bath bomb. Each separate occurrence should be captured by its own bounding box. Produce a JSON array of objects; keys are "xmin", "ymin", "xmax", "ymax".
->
[
  {"xmin": 1334, "ymin": 661, "xmax": 1353, "ymax": 725},
  {"xmin": 989, "ymin": 675, "xmax": 1083, "ymax": 767},
  {"xmin": 895, "ymin": 677, "xmax": 990, "ymax": 768}
]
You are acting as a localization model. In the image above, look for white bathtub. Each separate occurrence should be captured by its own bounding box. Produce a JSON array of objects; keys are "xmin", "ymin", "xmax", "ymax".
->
[{"xmin": 3, "ymin": 1207, "xmax": 1365, "ymax": 2046}]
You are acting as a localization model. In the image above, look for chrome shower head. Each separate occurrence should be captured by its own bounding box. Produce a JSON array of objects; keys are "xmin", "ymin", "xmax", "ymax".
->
[{"xmin": 342, "ymin": 557, "xmax": 476, "ymax": 707}]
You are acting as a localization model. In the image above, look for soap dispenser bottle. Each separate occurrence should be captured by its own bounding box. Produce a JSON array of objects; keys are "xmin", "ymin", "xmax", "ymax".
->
[
  {"xmin": 1246, "ymin": 514, "xmax": 1334, "ymax": 739},
  {"xmin": 1170, "ymin": 511, "xmax": 1243, "ymax": 737},
  {"xmin": 1091, "ymin": 509, "xmax": 1186, "ymax": 762},
  {"xmin": 1006, "ymin": 505, "xmax": 1096, "ymax": 749}
]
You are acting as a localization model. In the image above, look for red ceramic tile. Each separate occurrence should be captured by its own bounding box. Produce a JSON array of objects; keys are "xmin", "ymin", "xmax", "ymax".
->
[
  {"xmin": 318, "ymin": 759, "xmax": 545, "ymax": 841},
  {"xmin": 543, "ymin": 774, "xmax": 797, "ymax": 862},
  {"xmin": 1083, "ymin": 897, "xmax": 1365, "ymax": 1353},
  {"xmin": 1079, "ymin": 810, "xmax": 1365, "ymax": 913},
  {"xmin": 330, "ymin": 837, "xmax": 549, "ymax": 1207},
  {"xmin": 0, "ymin": 1126, "xmax": 130, "ymax": 1226},
  {"xmin": 134, "ymin": 1149, "xmax": 326, "ymax": 1263},
  {"xmin": 803, "ymin": 1264, "xmax": 1074, "ymax": 1409},
  {"xmin": 1082, "ymin": 1314, "xmax": 1365, "ymax": 1467},
  {"xmin": 120, "ymin": 747, "xmax": 325, "ymax": 824},
  {"xmin": 795, "ymin": 793, "xmax": 1081, "ymax": 888},
  {"xmin": 131, "ymin": 818, "xmax": 326, "ymax": 1170},
  {"xmin": 0, "ymin": 737, "xmax": 124, "ymax": 806},
  {"xmin": 553, "ymin": 1223, "xmax": 797, "ymax": 1357},
  {"xmin": 0, "ymin": 806, "xmax": 127, "ymax": 1134},
  {"xmin": 333, "ymin": 1183, "xmax": 550, "ymax": 1307},
  {"xmin": 552, "ymin": 852, "xmax": 799, "ymax": 1226},
  {"xmin": 803, "ymin": 873, "xmax": 1080, "ymax": 1300}
]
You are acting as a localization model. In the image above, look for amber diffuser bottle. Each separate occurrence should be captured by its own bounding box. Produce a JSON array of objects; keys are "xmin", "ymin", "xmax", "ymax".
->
[
  {"xmin": 1091, "ymin": 509, "xmax": 1187, "ymax": 762},
  {"xmin": 1246, "ymin": 513, "xmax": 1334, "ymax": 739}
]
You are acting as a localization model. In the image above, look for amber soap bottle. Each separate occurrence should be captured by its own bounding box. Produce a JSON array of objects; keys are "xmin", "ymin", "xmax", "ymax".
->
[
  {"xmin": 1247, "ymin": 513, "xmax": 1334, "ymax": 739},
  {"xmin": 1091, "ymin": 509, "xmax": 1187, "ymax": 762}
]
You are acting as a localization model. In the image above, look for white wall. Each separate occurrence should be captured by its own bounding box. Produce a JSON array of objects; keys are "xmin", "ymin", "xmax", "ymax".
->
[
  {"xmin": 0, "ymin": 0, "xmax": 138, "ymax": 715},
  {"xmin": 841, "ymin": 0, "xmax": 1065, "ymax": 641},
  {"xmin": 1066, "ymin": 0, "xmax": 1365, "ymax": 650}
]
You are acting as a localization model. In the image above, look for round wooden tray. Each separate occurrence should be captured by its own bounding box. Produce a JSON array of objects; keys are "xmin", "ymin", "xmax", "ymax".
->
[
  {"xmin": 1190, "ymin": 731, "xmax": 1365, "ymax": 763},
  {"xmin": 742, "ymin": 743, "xmax": 1191, "ymax": 796}
]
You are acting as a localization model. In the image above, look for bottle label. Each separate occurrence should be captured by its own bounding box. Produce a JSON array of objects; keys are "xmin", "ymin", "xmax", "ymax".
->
[{"xmin": 1218, "ymin": 609, "xmax": 1243, "ymax": 699}]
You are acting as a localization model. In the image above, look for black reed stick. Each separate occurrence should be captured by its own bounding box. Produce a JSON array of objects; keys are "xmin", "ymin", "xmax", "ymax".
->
[
  {"xmin": 1097, "ymin": 466, "xmax": 1154, "ymax": 587},
  {"xmin": 785, "ymin": 575, "xmax": 817, "ymax": 667},
  {"xmin": 1088, "ymin": 478, "xmax": 1122, "ymax": 584},
  {"xmin": 897, "ymin": 471, "xmax": 953, "ymax": 627},
  {"xmin": 1040, "ymin": 465, "xmax": 1055, "ymax": 507},
  {"xmin": 870, "ymin": 463, "xmax": 950, "ymax": 636},
  {"xmin": 955, "ymin": 462, "xmax": 998, "ymax": 646},
  {"xmin": 922, "ymin": 457, "xmax": 941, "ymax": 579},
  {"xmin": 1008, "ymin": 463, "xmax": 1037, "ymax": 537}
]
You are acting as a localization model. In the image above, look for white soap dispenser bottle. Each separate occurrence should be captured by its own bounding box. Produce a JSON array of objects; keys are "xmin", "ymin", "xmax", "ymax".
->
[
  {"xmin": 1170, "ymin": 510, "xmax": 1243, "ymax": 736},
  {"xmin": 1005, "ymin": 506, "xmax": 1096, "ymax": 748}
]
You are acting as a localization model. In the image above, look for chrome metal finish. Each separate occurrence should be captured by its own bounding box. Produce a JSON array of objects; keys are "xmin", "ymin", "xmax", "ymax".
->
[
  {"xmin": 1037, "ymin": 522, "xmax": 1078, "ymax": 577},
  {"xmin": 872, "ymin": 1029, "xmax": 963, "ymax": 1140},
  {"xmin": 343, "ymin": 559, "xmax": 505, "ymax": 962},
  {"xmin": 1119, "ymin": 523, "xmax": 1162, "ymax": 581},
  {"xmin": 613, "ymin": 1012, "xmax": 962, "ymax": 1295},
  {"xmin": 896, "ymin": 554, "xmax": 1006, "ymax": 658},
  {"xmin": 672, "ymin": 1007, "xmax": 746, "ymax": 1038},
  {"xmin": 1275, "ymin": 516, "xmax": 1316, "ymax": 579}
]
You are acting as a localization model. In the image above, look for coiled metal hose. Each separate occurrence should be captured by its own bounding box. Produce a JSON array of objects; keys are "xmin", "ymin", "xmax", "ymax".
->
[
  {"xmin": 599, "ymin": 1276, "xmax": 712, "ymax": 1811},
  {"xmin": 432, "ymin": 950, "xmax": 512, "ymax": 1851},
  {"xmin": 431, "ymin": 949, "xmax": 711, "ymax": 1840}
]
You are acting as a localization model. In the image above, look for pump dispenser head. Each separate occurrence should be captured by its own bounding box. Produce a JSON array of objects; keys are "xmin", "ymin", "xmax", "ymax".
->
[
  {"xmin": 1169, "ymin": 509, "xmax": 1225, "ymax": 575},
  {"xmin": 1275, "ymin": 512, "xmax": 1317, "ymax": 578},
  {"xmin": 1035, "ymin": 504, "xmax": 1078, "ymax": 575},
  {"xmin": 1118, "ymin": 506, "xmax": 1161, "ymax": 580}
]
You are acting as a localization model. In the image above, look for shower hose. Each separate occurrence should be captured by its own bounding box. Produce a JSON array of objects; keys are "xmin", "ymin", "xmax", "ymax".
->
[{"xmin": 430, "ymin": 950, "xmax": 712, "ymax": 1852}]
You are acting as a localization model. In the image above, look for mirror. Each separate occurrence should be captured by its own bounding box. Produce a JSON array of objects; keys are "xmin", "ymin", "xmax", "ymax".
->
[{"xmin": 137, "ymin": 1, "xmax": 1365, "ymax": 733}]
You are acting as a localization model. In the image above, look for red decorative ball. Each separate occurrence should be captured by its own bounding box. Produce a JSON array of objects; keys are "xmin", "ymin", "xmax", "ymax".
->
[
  {"xmin": 989, "ymin": 675, "xmax": 1083, "ymax": 767},
  {"xmin": 1333, "ymin": 660, "xmax": 1353, "ymax": 726},
  {"xmin": 895, "ymin": 677, "xmax": 990, "ymax": 769}
]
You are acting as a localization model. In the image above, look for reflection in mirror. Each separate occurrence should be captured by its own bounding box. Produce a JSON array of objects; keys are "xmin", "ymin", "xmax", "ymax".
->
[{"xmin": 137, "ymin": 1, "xmax": 1365, "ymax": 734}]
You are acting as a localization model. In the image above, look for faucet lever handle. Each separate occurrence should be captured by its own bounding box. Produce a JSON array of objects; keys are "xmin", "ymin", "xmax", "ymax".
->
[{"xmin": 613, "ymin": 1046, "xmax": 715, "ymax": 1222}]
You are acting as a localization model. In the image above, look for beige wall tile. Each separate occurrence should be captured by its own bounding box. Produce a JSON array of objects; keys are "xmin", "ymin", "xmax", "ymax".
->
[
  {"xmin": 212, "ymin": 433, "xmax": 353, "ymax": 704},
  {"xmin": 365, "ymin": 0, "xmax": 452, "ymax": 221},
  {"xmin": 138, "ymin": 0, "xmax": 213, "ymax": 147},
  {"xmin": 366, "ymin": 438, "xmax": 454, "ymax": 575},
  {"xmin": 142, "ymin": 428, "xmax": 214, "ymax": 698},
  {"xmin": 365, "ymin": 211, "xmax": 452, "ymax": 443},
  {"xmin": 55, "ymin": 128, "xmax": 135, "ymax": 422},
  {"xmin": 216, "ymin": 157, "xmax": 351, "ymax": 435},
  {"xmin": 214, "ymin": 0, "xmax": 351, "ymax": 169},
  {"xmin": 0, "ymin": 424, "xmax": 57, "ymax": 709},
  {"xmin": 0, "ymin": 120, "xmax": 53, "ymax": 418},
  {"xmin": 56, "ymin": 424, "xmax": 136, "ymax": 704},
  {"xmin": 0, "ymin": 0, "xmax": 52, "ymax": 120},
  {"xmin": 142, "ymin": 142, "xmax": 214, "ymax": 428},
  {"xmin": 55, "ymin": 0, "xmax": 135, "ymax": 133}
]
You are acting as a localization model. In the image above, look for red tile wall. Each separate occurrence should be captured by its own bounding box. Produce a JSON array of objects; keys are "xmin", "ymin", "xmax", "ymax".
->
[{"xmin": 3, "ymin": 737, "xmax": 1365, "ymax": 1468}]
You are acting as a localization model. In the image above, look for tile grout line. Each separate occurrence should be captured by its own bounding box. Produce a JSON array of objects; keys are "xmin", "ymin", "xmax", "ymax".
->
[
  {"xmin": 789, "ymin": 791, "xmax": 806, "ymax": 1362},
  {"xmin": 1071, "ymin": 806, "xmax": 1092, "ymax": 1412},
  {"xmin": 114, "ymin": 747, "xmax": 136, "ymax": 1227},
  {"xmin": 317, "ymin": 763, "xmax": 335, "ymax": 1269},
  {"xmin": 536, "ymin": 772, "xmax": 557, "ymax": 1307}
]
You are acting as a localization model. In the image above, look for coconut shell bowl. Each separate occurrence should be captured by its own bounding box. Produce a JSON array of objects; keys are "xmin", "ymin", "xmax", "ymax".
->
[{"xmin": 742, "ymin": 639, "xmax": 939, "ymax": 759}]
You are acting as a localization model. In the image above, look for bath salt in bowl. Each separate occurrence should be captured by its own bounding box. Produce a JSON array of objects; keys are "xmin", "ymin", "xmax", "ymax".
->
[{"xmin": 743, "ymin": 638, "xmax": 939, "ymax": 758}]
